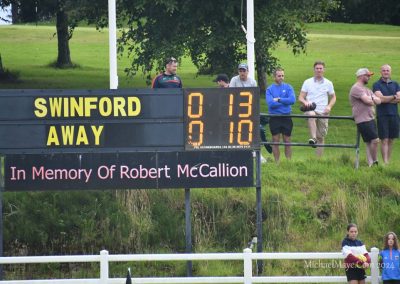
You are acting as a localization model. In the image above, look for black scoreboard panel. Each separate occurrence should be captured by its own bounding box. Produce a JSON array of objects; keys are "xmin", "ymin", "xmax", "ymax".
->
[
  {"xmin": 0, "ymin": 88, "xmax": 259, "ymax": 153},
  {"xmin": 0, "ymin": 89, "xmax": 184, "ymax": 153},
  {"xmin": 3, "ymin": 151, "xmax": 254, "ymax": 191}
]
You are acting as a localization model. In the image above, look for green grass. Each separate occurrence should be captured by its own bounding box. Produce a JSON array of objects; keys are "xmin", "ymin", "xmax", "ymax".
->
[{"xmin": 1, "ymin": 22, "xmax": 400, "ymax": 279}]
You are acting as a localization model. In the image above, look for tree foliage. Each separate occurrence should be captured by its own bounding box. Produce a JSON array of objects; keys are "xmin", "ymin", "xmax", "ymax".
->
[
  {"xmin": 329, "ymin": 0, "xmax": 400, "ymax": 25},
  {"xmin": 118, "ymin": 0, "xmax": 337, "ymax": 91}
]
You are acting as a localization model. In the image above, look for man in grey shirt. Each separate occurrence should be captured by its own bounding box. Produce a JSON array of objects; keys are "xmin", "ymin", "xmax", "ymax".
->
[
  {"xmin": 229, "ymin": 63, "xmax": 271, "ymax": 162},
  {"xmin": 229, "ymin": 63, "xmax": 257, "ymax": 87}
]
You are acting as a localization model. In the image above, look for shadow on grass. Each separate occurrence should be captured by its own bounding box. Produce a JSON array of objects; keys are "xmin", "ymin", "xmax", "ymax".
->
[{"xmin": 47, "ymin": 60, "xmax": 82, "ymax": 69}]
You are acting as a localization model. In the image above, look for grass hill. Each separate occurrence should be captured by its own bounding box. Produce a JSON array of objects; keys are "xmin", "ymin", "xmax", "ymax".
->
[{"xmin": 0, "ymin": 22, "xmax": 400, "ymax": 279}]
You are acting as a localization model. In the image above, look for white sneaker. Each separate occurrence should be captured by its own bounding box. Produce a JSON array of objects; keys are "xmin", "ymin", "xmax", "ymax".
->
[{"xmin": 260, "ymin": 155, "xmax": 267, "ymax": 164}]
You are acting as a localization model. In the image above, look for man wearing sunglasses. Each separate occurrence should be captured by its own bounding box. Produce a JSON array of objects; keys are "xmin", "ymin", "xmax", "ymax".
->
[{"xmin": 152, "ymin": 57, "xmax": 183, "ymax": 88}]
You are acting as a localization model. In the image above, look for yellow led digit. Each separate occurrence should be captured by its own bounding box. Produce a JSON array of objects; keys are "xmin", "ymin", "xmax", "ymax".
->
[
  {"xmin": 237, "ymin": 120, "xmax": 253, "ymax": 145},
  {"xmin": 229, "ymin": 94, "xmax": 234, "ymax": 116},
  {"xmin": 188, "ymin": 121, "xmax": 204, "ymax": 146},
  {"xmin": 188, "ymin": 92, "xmax": 203, "ymax": 118},
  {"xmin": 187, "ymin": 92, "xmax": 204, "ymax": 147},
  {"xmin": 239, "ymin": 92, "xmax": 253, "ymax": 118},
  {"xmin": 229, "ymin": 121, "xmax": 234, "ymax": 143}
]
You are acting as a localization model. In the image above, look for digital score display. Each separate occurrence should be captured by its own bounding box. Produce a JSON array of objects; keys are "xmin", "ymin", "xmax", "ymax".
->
[
  {"xmin": 0, "ymin": 88, "xmax": 260, "ymax": 153},
  {"xmin": 184, "ymin": 88, "xmax": 260, "ymax": 151}
]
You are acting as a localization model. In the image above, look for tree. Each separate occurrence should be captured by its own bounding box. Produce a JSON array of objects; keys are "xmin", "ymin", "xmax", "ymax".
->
[
  {"xmin": 118, "ymin": 0, "xmax": 337, "ymax": 92},
  {"xmin": 0, "ymin": 0, "xmax": 108, "ymax": 68},
  {"xmin": 329, "ymin": 0, "xmax": 400, "ymax": 25}
]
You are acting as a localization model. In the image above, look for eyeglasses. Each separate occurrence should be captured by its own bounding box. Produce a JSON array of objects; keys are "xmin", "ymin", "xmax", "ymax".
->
[{"xmin": 166, "ymin": 57, "xmax": 177, "ymax": 64}]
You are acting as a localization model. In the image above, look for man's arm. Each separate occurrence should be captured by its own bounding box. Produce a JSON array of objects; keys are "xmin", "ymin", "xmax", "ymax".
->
[
  {"xmin": 280, "ymin": 86, "xmax": 296, "ymax": 105},
  {"xmin": 360, "ymin": 93, "xmax": 381, "ymax": 106},
  {"xmin": 298, "ymin": 91, "xmax": 311, "ymax": 106},
  {"xmin": 324, "ymin": 93, "xmax": 336, "ymax": 114},
  {"xmin": 151, "ymin": 75, "xmax": 160, "ymax": 88},
  {"xmin": 374, "ymin": 90, "xmax": 397, "ymax": 103},
  {"xmin": 266, "ymin": 88, "xmax": 280, "ymax": 109}
]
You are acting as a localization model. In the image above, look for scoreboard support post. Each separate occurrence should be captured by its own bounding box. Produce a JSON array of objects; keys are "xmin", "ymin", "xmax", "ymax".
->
[
  {"xmin": 255, "ymin": 150, "xmax": 263, "ymax": 274},
  {"xmin": 185, "ymin": 188, "xmax": 193, "ymax": 276}
]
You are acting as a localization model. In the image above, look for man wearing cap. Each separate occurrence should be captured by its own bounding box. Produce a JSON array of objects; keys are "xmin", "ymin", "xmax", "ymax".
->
[
  {"xmin": 152, "ymin": 57, "xmax": 183, "ymax": 88},
  {"xmin": 229, "ymin": 63, "xmax": 257, "ymax": 87},
  {"xmin": 349, "ymin": 68, "xmax": 381, "ymax": 167},
  {"xmin": 228, "ymin": 63, "xmax": 271, "ymax": 162},
  {"xmin": 213, "ymin": 74, "xmax": 230, "ymax": 88},
  {"xmin": 372, "ymin": 64, "xmax": 400, "ymax": 165},
  {"xmin": 266, "ymin": 68, "xmax": 296, "ymax": 162},
  {"xmin": 299, "ymin": 60, "xmax": 336, "ymax": 157}
]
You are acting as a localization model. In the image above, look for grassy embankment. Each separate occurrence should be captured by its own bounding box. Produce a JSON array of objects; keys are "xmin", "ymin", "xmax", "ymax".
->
[{"xmin": 0, "ymin": 22, "xmax": 399, "ymax": 279}]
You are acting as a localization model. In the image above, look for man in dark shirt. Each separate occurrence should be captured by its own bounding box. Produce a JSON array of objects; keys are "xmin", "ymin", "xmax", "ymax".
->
[
  {"xmin": 372, "ymin": 64, "xmax": 400, "ymax": 164},
  {"xmin": 152, "ymin": 57, "xmax": 183, "ymax": 88}
]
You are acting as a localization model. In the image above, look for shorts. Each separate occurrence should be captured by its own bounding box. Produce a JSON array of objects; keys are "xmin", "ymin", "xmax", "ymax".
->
[
  {"xmin": 269, "ymin": 116, "xmax": 293, "ymax": 136},
  {"xmin": 377, "ymin": 115, "xmax": 400, "ymax": 139},
  {"xmin": 383, "ymin": 280, "xmax": 400, "ymax": 284},
  {"xmin": 345, "ymin": 268, "xmax": 366, "ymax": 281},
  {"xmin": 305, "ymin": 111, "xmax": 328, "ymax": 138},
  {"xmin": 357, "ymin": 120, "xmax": 378, "ymax": 143}
]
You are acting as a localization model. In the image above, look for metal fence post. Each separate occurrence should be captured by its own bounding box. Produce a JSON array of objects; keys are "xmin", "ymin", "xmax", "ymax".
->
[
  {"xmin": 370, "ymin": 247, "xmax": 379, "ymax": 284},
  {"xmin": 100, "ymin": 250, "xmax": 109, "ymax": 284},
  {"xmin": 243, "ymin": 248, "xmax": 253, "ymax": 284}
]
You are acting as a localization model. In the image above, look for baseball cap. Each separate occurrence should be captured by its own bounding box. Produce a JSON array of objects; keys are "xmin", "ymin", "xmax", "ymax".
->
[
  {"xmin": 213, "ymin": 74, "xmax": 229, "ymax": 83},
  {"xmin": 355, "ymin": 68, "xmax": 374, "ymax": 77},
  {"xmin": 238, "ymin": 63, "xmax": 248, "ymax": 70}
]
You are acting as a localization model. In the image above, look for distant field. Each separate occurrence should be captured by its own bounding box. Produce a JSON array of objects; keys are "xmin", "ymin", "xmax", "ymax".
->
[{"xmin": 0, "ymin": 22, "xmax": 400, "ymax": 162}]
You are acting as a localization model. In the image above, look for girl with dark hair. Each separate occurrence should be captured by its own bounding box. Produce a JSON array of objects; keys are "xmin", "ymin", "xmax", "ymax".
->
[
  {"xmin": 380, "ymin": 232, "xmax": 400, "ymax": 284},
  {"xmin": 341, "ymin": 223, "xmax": 371, "ymax": 284}
]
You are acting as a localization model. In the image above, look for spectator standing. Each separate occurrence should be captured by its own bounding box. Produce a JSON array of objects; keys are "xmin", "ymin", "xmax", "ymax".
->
[
  {"xmin": 379, "ymin": 232, "xmax": 400, "ymax": 284},
  {"xmin": 341, "ymin": 223, "xmax": 371, "ymax": 284},
  {"xmin": 372, "ymin": 64, "xmax": 400, "ymax": 165},
  {"xmin": 266, "ymin": 68, "xmax": 296, "ymax": 162},
  {"xmin": 299, "ymin": 61, "xmax": 336, "ymax": 157},
  {"xmin": 349, "ymin": 68, "xmax": 381, "ymax": 167},
  {"xmin": 152, "ymin": 57, "xmax": 182, "ymax": 88},
  {"xmin": 229, "ymin": 63, "xmax": 271, "ymax": 162},
  {"xmin": 213, "ymin": 74, "xmax": 230, "ymax": 88},
  {"xmin": 229, "ymin": 63, "xmax": 257, "ymax": 87}
]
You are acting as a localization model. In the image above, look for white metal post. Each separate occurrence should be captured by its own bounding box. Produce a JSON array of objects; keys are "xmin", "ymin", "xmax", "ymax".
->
[
  {"xmin": 100, "ymin": 250, "xmax": 109, "ymax": 284},
  {"xmin": 108, "ymin": 0, "xmax": 118, "ymax": 89},
  {"xmin": 243, "ymin": 248, "xmax": 253, "ymax": 284},
  {"xmin": 246, "ymin": 0, "xmax": 256, "ymax": 80},
  {"xmin": 370, "ymin": 247, "xmax": 379, "ymax": 284}
]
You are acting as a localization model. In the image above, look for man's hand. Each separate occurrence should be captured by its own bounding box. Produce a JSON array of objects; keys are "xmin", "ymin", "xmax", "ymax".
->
[{"xmin": 323, "ymin": 106, "xmax": 331, "ymax": 114}]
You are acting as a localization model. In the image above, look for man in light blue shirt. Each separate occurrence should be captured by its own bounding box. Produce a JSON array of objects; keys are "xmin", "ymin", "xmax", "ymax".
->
[{"xmin": 266, "ymin": 68, "xmax": 296, "ymax": 162}]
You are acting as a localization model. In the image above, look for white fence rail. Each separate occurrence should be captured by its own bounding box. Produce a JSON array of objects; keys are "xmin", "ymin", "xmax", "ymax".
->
[{"xmin": 0, "ymin": 248, "xmax": 380, "ymax": 284}]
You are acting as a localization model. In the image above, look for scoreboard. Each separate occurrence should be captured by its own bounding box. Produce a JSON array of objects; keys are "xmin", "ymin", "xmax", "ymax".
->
[
  {"xmin": 0, "ymin": 88, "xmax": 260, "ymax": 191},
  {"xmin": 0, "ymin": 88, "xmax": 259, "ymax": 152}
]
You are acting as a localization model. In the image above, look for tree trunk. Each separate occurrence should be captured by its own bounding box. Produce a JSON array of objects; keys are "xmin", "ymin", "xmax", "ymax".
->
[
  {"xmin": 255, "ymin": 48, "xmax": 268, "ymax": 95},
  {"xmin": 56, "ymin": 9, "xmax": 72, "ymax": 68},
  {"xmin": 255, "ymin": 64, "xmax": 267, "ymax": 95},
  {"xmin": 11, "ymin": 2, "xmax": 20, "ymax": 24}
]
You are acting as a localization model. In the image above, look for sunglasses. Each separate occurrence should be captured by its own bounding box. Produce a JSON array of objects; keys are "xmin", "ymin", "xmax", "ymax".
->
[{"xmin": 166, "ymin": 57, "xmax": 177, "ymax": 64}]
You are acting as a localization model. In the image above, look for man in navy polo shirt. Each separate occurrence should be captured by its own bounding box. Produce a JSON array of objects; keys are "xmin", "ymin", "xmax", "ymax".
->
[
  {"xmin": 373, "ymin": 64, "xmax": 400, "ymax": 165},
  {"xmin": 152, "ymin": 57, "xmax": 183, "ymax": 88}
]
